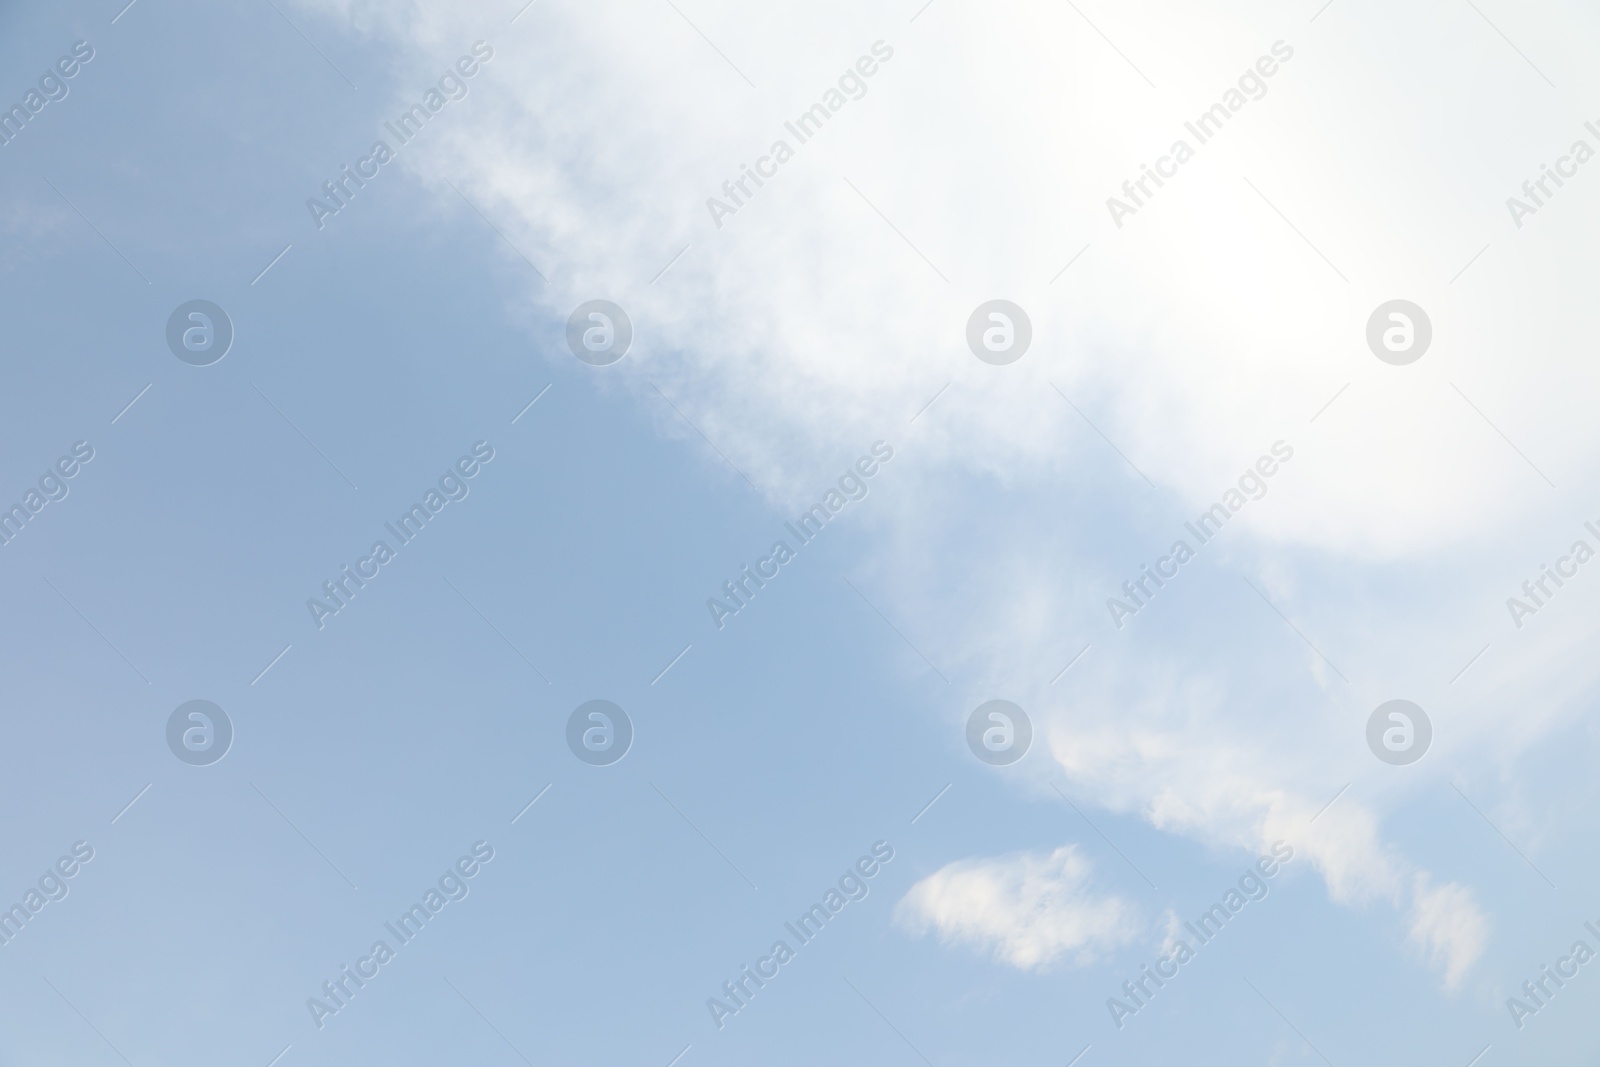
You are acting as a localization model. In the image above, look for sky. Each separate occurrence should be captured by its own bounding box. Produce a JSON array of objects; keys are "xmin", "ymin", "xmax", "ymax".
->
[{"xmin": 3, "ymin": 0, "xmax": 1600, "ymax": 1064}]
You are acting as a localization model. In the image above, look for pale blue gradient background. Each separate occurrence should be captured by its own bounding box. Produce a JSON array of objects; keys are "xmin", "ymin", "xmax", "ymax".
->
[{"xmin": 3, "ymin": 2, "xmax": 1600, "ymax": 1066}]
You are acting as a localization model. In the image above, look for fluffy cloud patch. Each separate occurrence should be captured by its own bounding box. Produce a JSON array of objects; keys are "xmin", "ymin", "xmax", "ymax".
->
[{"xmin": 895, "ymin": 845, "xmax": 1140, "ymax": 970}]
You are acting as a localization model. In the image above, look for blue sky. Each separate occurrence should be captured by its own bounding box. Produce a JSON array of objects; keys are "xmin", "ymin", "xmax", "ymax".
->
[{"xmin": 4, "ymin": 0, "xmax": 1600, "ymax": 1065}]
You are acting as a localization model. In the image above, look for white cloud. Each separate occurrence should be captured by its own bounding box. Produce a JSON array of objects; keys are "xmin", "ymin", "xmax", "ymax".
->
[
  {"xmin": 314, "ymin": 0, "xmax": 1600, "ymax": 544},
  {"xmin": 1408, "ymin": 873, "xmax": 1490, "ymax": 992},
  {"xmin": 895, "ymin": 845, "xmax": 1140, "ymax": 970},
  {"xmin": 295, "ymin": 0, "xmax": 1600, "ymax": 992}
]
